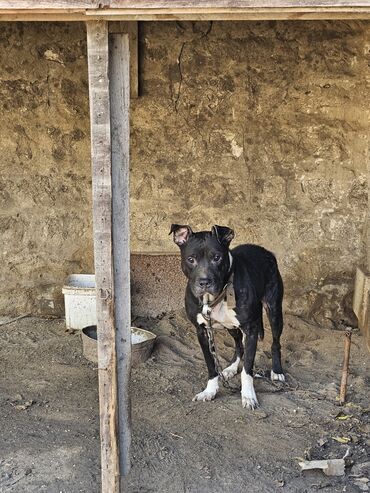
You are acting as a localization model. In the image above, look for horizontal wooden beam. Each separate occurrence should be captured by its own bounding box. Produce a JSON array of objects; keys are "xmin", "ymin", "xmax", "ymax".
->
[
  {"xmin": 2, "ymin": 1, "xmax": 370, "ymax": 21},
  {"xmin": 1, "ymin": 0, "xmax": 370, "ymax": 8},
  {"xmin": 0, "ymin": 0, "xmax": 97, "ymax": 6},
  {"xmin": 1, "ymin": 10, "xmax": 370, "ymax": 21},
  {"xmin": 89, "ymin": 8, "xmax": 370, "ymax": 20}
]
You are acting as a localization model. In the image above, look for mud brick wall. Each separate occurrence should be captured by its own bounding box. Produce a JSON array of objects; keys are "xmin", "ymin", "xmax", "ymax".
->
[{"xmin": 0, "ymin": 21, "xmax": 369, "ymax": 326}]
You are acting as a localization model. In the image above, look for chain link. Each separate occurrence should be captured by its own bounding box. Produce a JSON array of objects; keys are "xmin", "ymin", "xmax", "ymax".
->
[
  {"xmin": 204, "ymin": 314, "xmax": 232, "ymax": 389},
  {"xmin": 201, "ymin": 270, "xmax": 238, "ymax": 391}
]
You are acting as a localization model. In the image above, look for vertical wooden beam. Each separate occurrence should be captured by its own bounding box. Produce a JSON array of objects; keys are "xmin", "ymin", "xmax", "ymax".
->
[
  {"xmin": 368, "ymin": 155, "xmax": 370, "ymax": 272},
  {"xmin": 86, "ymin": 20, "xmax": 120, "ymax": 493},
  {"xmin": 109, "ymin": 21, "xmax": 138, "ymax": 98},
  {"xmin": 109, "ymin": 32, "xmax": 131, "ymax": 481},
  {"xmin": 128, "ymin": 22, "xmax": 138, "ymax": 98},
  {"xmin": 339, "ymin": 328, "xmax": 352, "ymax": 405}
]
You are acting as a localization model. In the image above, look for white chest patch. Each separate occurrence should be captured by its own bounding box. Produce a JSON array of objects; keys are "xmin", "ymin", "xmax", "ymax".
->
[{"xmin": 197, "ymin": 300, "xmax": 240, "ymax": 330}]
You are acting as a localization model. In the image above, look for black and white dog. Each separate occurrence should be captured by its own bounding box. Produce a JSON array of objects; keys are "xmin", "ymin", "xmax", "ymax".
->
[{"xmin": 170, "ymin": 224, "xmax": 285, "ymax": 410}]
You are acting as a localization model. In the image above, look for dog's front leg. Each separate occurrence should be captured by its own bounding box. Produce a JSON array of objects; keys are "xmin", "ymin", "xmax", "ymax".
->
[
  {"xmin": 192, "ymin": 324, "xmax": 219, "ymax": 402},
  {"xmin": 241, "ymin": 325, "xmax": 259, "ymax": 410},
  {"xmin": 222, "ymin": 328, "xmax": 243, "ymax": 381}
]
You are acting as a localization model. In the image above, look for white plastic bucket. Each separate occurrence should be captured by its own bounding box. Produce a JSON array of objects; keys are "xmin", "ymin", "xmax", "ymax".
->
[{"xmin": 62, "ymin": 274, "xmax": 97, "ymax": 330}]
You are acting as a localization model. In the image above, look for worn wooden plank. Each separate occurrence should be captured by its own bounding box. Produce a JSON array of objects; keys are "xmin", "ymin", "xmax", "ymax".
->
[
  {"xmin": 0, "ymin": 0, "xmax": 99, "ymax": 6},
  {"xmin": 109, "ymin": 22, "xmax": 138, "ymax": 98},
  {"xmin": 2, "ymin": 7, "xmax": 370, "ymax": 21},
  {"xmin": 86, "ymin": 8, "xmax": 370, "ymax": 19},
  {"xmin": 108, "ymin": 0, "xmax": 370, "ymax": 6},
  {"xmin": 2, "ymin": 0, "xmax": 370, "ymax": 21},
  {"xmin": 0, "ymin": 4, "xmax": 370, "ymax": 22},
  {"xmin": 109, "ymin": 32, "xmax": 132, "ymax": 483},
  {"xmin": 368, "ymin": 205, "xmax": 370, "ymax": 274},
  {"xmin": 353, "ymin": 108, "xmax": 370, "ymax": 354},
  {"xmin": 86, "ymin": 20, "xmax": 120, "ymax": 493},
  {"xmin": 353, "ymin": 267, "xmax": 370, "ymax": 352},
  {"xmin": 2, "ymin": 0, "xmax": 370, "ymax": 8},
  {"xmin": 0, "ymin": 12, "xmax": 86, "ymax": 20}
]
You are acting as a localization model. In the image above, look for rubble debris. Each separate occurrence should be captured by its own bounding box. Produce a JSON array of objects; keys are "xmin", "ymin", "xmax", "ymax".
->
[{"xmin": 298, "ymin": 458, "xmax": 345, "ymax": 476}]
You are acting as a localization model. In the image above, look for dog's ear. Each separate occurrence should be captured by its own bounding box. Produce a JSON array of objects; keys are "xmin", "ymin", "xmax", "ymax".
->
[
  {"xmin": 169, "ymin": 224, "xmax": 193, "ymax": 247},
  {"xmin": 211, "ymin": 225, "xmax": 234, "ymax": 246}
]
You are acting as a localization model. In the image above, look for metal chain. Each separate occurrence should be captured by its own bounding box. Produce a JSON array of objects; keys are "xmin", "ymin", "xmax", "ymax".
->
[
  {"xmin": 201, "ymin": 278, "xmax": 239, "ymax": 392},
  {"xmin": 204, "ymin": 315, "xmax": 232, "ymax": 389}
]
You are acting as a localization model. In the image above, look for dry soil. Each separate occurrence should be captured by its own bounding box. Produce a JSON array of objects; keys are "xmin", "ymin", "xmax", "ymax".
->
[{"xmin": 0, "ymin": 313, "xmax": 369, "ymax": 492}]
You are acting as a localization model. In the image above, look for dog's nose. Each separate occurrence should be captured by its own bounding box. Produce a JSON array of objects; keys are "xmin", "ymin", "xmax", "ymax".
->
[{"xmin": 198, "ymin": 278, "xmax": 212, "ymax": 288}]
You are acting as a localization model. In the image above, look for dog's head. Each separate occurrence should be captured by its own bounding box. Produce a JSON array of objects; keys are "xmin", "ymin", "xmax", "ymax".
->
[{"xmin": 170, "ymin": 224, "xmax": 234, "ymax": 298}]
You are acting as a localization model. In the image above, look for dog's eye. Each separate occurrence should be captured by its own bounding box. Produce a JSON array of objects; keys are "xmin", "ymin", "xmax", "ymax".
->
[
  {"xmin": 187, "ymin": 256, "xmax": 195, "ymax": 264},
  {"xmin": 213, "ymin": 254, "xmax": 221, "ymax": 262}
]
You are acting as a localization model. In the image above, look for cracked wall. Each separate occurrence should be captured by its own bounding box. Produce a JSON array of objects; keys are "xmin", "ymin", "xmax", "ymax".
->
[
  {"xmin": 0, "ymin": 23, "xmax": 92, "ymax": 316},
  {"xmin": 0, "ymin": 21, "xmax": 369, "ymax": 327}
]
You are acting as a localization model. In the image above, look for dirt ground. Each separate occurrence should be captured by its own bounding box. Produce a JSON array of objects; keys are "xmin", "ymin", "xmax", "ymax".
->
[{"xmin": 0, "ymin": 312, "xmax": 369, "ymax": 493}]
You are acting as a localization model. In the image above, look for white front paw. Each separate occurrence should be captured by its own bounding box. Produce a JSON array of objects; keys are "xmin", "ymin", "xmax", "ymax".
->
[
  {"xmin": 193, "ymin": 389, "xmax": 217, "ymax": 402},
  {"xmin": 241, "ymin": 395, "xmax": 259, "ymax": 410},
  {"xmin": 241, "ymin": 369, "xmax": 259, "ymax": 410},
  {"xmin": 271, "ymin": 370, "xmax": 285, "ymax": 382},
  {"xmin": 192, "ymin": 376, "xmax": 219, "ymax": 402}
]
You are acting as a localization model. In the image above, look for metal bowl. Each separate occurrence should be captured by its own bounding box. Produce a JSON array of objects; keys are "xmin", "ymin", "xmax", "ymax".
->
[{"xmin": 81, "ymin": 325, "xmax": 156, "ymax": 367}]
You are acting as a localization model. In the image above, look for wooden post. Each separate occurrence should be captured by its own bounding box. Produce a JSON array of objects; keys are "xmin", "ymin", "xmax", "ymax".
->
[
  {"xmin": 109, "ymin": 30, "xmax": 131, "ymax": 482},
  {"xmin": 339, "ymin": 328, "xmax": 352, "ymax": 405},
  {"xmin": 87, "ymin": 20, "xmax": 120, "ymax": 493},
  {"xmin": 109, "ymin": 22, "xmax": 138, "ymax": 98},
  {"xmin": 87, "ymin": 20, "xmax": 132, "ymax": 492},
  {"xmin": 353, "ymin": 121, "xmax": 370, "ymax": 353}
]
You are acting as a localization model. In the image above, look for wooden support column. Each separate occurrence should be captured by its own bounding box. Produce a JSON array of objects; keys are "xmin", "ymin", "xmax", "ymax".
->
[
  {"xmin": 109, "ymin": 22, "xmax": 138, "ymax": 98},
  {"xmin": 367, "ymin": 155, "xmax": 370, "ymax": 273},
  {"xmin": 87, "ymin": 20, "xmax": 132, "ymax": 492},
  {"xmin": 352, "ymin": 118, "xmax": 370, "ymax": 352},
  {"xmin": 109, "ymin": 29, "xmax": 131, "ymax": 481},
  {"xmin": 87, "ymin": 21, "xmax": 120, "ymax": 492}
]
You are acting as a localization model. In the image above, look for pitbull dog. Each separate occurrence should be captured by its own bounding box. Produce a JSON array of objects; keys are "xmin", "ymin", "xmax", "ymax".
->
[{"xmin": 170, "ymin": 224, "xmax": 284, "ymax": 409}]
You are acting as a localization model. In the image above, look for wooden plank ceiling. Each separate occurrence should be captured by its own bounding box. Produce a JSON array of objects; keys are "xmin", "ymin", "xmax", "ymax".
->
[{"xmin": 1, "ymin": 0, "xmax": 370, "ymax": 21}]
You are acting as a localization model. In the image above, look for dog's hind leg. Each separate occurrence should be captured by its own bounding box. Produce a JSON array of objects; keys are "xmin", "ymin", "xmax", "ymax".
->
[
  {"xmin": 268, "ymin": 305, "xmax": 285, "ymax": 382},
  {"xmin": 241, "ymin": 310, "xmax": 262, "ymax": 409},
  {"xmin": 265, "ymin": 273, "xmax": 285, "ymax": 382},
  {"xmin": 222, "ymin": 328, "xmax": 243, "ymax": 381}
]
